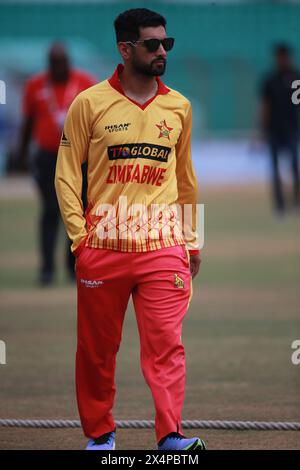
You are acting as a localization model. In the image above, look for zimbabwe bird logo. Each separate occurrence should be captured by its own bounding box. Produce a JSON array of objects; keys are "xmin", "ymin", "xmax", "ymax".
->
[
  {"xmin": 174, "ymin": 274, "xmax": 184, "ymax": 289},
  {"xmin": 156, "ymin": 120, "xmax": 173, "ymax": 140}
]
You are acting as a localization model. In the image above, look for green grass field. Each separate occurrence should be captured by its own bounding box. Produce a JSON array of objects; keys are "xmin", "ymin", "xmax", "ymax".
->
[{"xmin": 0, "ymin": 180, "xmax": 299, "ymax": 449}]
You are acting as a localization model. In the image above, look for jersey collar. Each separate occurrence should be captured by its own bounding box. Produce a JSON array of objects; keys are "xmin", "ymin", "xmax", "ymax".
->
[{"xmin": 108, "ymin": 63, "xmax": 170, "ymax": 110}]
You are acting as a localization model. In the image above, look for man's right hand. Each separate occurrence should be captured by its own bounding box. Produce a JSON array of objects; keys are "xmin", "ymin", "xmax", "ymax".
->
[{"xmin": 16, "ymin": 116, "xmax": 34, "ymax": 173}]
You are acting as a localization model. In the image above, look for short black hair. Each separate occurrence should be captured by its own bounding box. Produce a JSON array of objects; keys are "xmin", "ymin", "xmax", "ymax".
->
[
  {"xmin": 274, "ymin": 42, "xmax": 292, "ymax": 56},
  {"xmin": 114, "ymin": 8, "xmax": 167, "ymax": 43}
]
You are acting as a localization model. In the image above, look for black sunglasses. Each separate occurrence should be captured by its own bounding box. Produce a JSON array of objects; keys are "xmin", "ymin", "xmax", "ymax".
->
[{"xmin": 126, "ymin": 37, "xmax": 175, "ymax": 53}]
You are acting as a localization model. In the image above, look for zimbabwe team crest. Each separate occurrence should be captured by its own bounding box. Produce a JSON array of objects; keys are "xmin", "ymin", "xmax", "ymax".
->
[
  {"xmin": 174, "ymin": 273, "xmax": 184, "ymax": 289},
  {"xmin": 156, "ymin": 120, "xmax": 173, "ymax": 140}
]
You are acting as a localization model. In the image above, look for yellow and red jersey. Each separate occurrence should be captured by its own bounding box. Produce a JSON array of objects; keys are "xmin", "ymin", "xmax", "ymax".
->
[{"xmin": 55, "ymin": 64, "xmax": 199, "ymax": 255}]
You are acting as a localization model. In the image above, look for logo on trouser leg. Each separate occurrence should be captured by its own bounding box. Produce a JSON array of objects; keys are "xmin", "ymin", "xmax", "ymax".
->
[
  {"xmin": 80, "ymin": 279, "xmax": 104, "ymax": 288},
  {"xmin": 174, "ymin": 274, "xmax": 184, "ymax": 289}
]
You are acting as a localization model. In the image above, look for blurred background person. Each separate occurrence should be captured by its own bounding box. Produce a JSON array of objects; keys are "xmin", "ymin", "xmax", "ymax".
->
[
  {"xmin": 17, "ymin": 42, "xmax": 96, "ymax": 285},
  {"xmin": 260, "ymin": 43, "xmax": 300, "ymax": 216}
]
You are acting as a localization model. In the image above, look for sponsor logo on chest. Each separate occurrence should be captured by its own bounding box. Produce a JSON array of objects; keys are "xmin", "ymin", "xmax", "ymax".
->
[
  {"xmin": 107, "ymin": 143, "xmax": 171, "ymax": 163},
  {"xmin": 105, "ymin": 123, "xmax": 131, "ymax": 133}
]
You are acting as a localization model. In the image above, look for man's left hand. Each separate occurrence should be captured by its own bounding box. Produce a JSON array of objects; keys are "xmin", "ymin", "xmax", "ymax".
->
[{"xmin": 189, "ymin": 253, "xmax": 201, "ymax": 279}]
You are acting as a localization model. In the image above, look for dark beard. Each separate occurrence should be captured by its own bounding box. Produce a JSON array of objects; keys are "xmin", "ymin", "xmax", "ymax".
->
[{"xmin": 132, "ymin": 57, "xmax": 166, "ymax": 77}]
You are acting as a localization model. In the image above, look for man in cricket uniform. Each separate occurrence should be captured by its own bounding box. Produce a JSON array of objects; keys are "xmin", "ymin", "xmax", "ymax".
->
[{"xmin": 55, "ymin": 8, "xmax": 205, "ymax": 451}]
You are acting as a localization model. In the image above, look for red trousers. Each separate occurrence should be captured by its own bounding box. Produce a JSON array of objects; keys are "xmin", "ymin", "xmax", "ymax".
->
[{"xmin": 75, "ymin": 244, "xmax": 192, "ymax": 443}]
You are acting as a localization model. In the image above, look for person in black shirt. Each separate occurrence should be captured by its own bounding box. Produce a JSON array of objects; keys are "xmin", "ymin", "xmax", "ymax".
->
[{"xmin": 260, "ymin": 43, "xmax": 300, "ymax": 214}]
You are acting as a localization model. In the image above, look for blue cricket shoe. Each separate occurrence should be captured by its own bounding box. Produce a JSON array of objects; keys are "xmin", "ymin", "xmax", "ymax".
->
[
  {"xmin": 86, "ymin": 430, "xmax": 116, "ymax": 450},
  {"xmin": 157, "ymin": 432, "xmax": 206, "ymax": 451}
]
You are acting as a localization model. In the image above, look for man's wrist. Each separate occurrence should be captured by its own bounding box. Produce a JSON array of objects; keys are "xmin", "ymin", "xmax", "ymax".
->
[
  {"xmin": 73, "ymin": 235, "xmax": 88, "ymax": 257},
  {"xmin": 188, "ymin": 249, "xmax": 200, "ymax": 256}
]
